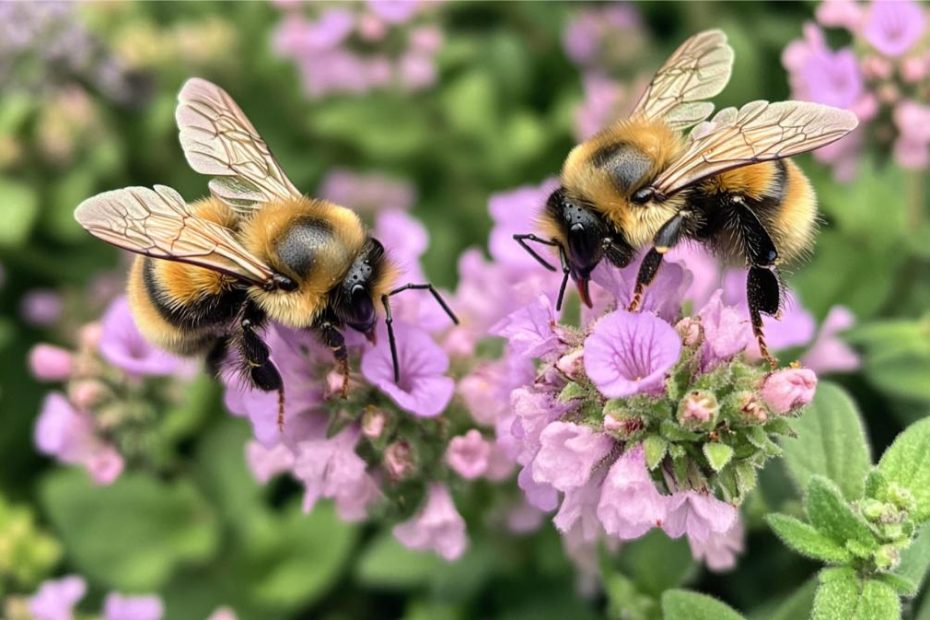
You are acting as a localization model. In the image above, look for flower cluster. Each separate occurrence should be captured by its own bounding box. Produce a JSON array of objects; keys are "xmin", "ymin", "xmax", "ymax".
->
[
  {"xmin": 17, "ymin": 575, "xmax": 163, "ymax": 620},
  {"xmin": 271, "ymin": 1, "xmax": 444, "ymax": 98},
  {"xmin": 783, "ymin": 0, "xmax": 930, "ymax": 178},
  {"xmin": 29, "ymin": 297, "xmax": 195, "ymax": 485}
]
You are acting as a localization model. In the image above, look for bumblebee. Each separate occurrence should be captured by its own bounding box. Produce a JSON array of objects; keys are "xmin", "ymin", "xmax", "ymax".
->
[
  {"xmin": 514, "ymin": 30, "xmax": 858, "ymax": 364},
  {"xmin": 76, "ymin": 78, "xmax": 457, "ymax": 427}
]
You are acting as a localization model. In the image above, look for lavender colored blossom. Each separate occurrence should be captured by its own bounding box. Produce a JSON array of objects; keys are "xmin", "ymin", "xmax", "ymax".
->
[
  {"xmin": 689, "ymin": 518, "xmax": 745, "ymax": 572},
  {"xmin": 697, "ymin": 291, "xmax": 752, "ymax": 369},
  {"xmin": 863, "ymin": 0, "xmax": 926, "ymax": 57},
  {"xmin": 802, "ymin": 306, "xmax": 860, "ymax": 373},
  {"xmin": 663, "ymin": 490, "xmax": 738, "ymax": 544},
  {"xmin": 28, "ymin": 575, "xmax": 86, "ymax": 620},
  {"xmin": 596, "ymin": 445, "xmax": 669, "ymax": 540},
  {"xmin": 28, "ymin": 344, "xmax": 73, "ymax": 382},
  {"xmin": 574, "ymin": 73, "xmax": 628, "ymax": 141},
  {"xmin": 588, "ymin": 256, "xmax": 691, "ymax": 324},
  {"xmin": 367, "ymin": 0, "xmax": 422, "ymax": 24},
  {"xmin": 553, "ymin": 468, "xmax": 608, "ymax": 542},
  {"xmin": 98, "ymin": 297, "xmax": 190, "ymax": 377},
  {"xmin": 361, "ymin": 321, "xmax": 454, "ymax": 417},
  {"xmin": 318, "ymin": 169, "xmax": 416, "ymax": 213},
  {"xmin": 531, "ymin": 422, "xmax": 614, "ymax": 492},
  {"xmin": 446, "ymin": 429, "xmax": 491, "ymax": 480},
  {"xmin": 374, "ymin": 208, "xmax": 427, "ymax": 282},
  {"xmin": 491, "ymin": 294, "xmax": 565, "ymax": 361},
  {"xmin": 760, "ymin": 368, "xmax": 818, "ymax": 414},
  {"xmin": 584, "ymin": 310, "xmax": 682, "ymax": 398},
  {"xmin": 488, "ymin": 178, "xmax": 560, "ymax": 270},
  {"xmin": 246, "ymin": 441, "xmax": 296, "ymax": 484},
  {"xmin": 393, "ymin": 484, "xmax": 468, "ymax": 560},
  {"xmin": 103, "ymin": 593, "xmax": 164, "ymax": 620},
  {"xmin": 21, "ymin": 289, "xmax": 64, "ymax": 327}
]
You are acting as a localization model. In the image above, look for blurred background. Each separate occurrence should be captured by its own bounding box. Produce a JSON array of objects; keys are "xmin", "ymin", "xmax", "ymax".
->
[{"xmin": 2, "ymin": 1, "xmax": 930, "ymax": 618}]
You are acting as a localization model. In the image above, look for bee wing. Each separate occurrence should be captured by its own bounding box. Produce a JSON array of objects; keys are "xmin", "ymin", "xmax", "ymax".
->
[
  {"xmin": 631, "ymin": 29, "xmax": 734, "ymax": 130},
  {"xmin": 176, "ymin": 78, "xmax": 301, "ymax": 214},
  {"xmin": 75, "ymin": 185, "xmax": 276, "ymax": 285},
  {"xmin": 652, "ymin": 100, "xmax": 859, "ymax": 197}
]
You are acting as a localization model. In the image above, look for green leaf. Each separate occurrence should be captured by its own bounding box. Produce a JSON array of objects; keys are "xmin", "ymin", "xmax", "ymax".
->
[
  {"xmin": 704, "ymin": 443, "xmax": 734, "ymax": 472},
  {"xmin": 891, "ymin": 523, "xmax": 930, "ymax": 595},
  {"xmin": 805, "ymin": 476, "xmax": 876, "ymax": 550},
  {"xmin": 878, "ymin": 417, "xmax": 930, "ymax": 522},
  {"xmin": 619, "ymin": 529, "xmax": 695, "ymax": 598},
  {"xmin": 813, "ymin": 570, "xmax": 901, "ymax": 620},
  {"xmin": 661, "ymin": 589, "xmax": 745, "ymax": 620},
  {"xmin": 753, "ymin": 578, "xmax": 817, "ymax": 620},
  {"xmin": 355, "ymin": 532, "xmax": 446, "ymax": 589},
  {"xmin": 766, "ymin": 514, "xmax": 852, "ymax": 564},
  {"xmin": 41, "ymin": 470, "xmax": 218, "ymax": 590},
  {"xmin": 643, "ymin": 435, "xmax": 668, "ymax": 470},
  {"xmin": 0, "ymin": 177, "xmax": 38, "ymax": 247},
  {"xmin": 781, "ymin": 382, "xmax": 872, "ymax": 500}
]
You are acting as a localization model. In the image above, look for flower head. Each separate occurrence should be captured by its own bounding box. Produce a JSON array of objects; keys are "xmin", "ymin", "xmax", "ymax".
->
[
  {"xmin": 531, "ymin": 422, "xmax": 614, "ymax": 492},
  {"xmin": 29, "ymin": 344, "xmax": 73, "ymax": 382},
  {"xmin": 98, "ymin": 297, "xmax": 190, "ymax": 377},
  {"xmin": 445, "ymin": 430, "xmax": 491, "ymax": 480},
  {"xmin": 760, "ymin": 367, "xmax": 818, "ymax": 414},
  {"xmin": 584, "ymin": 310, "xmax": 682, "ymax": 398},
  {"xmin": 103, "ymin": 593, "xmax": 164, "ymax": 620},
  {"xmin": 29, "ymin": 575, "xmax": 86, "ymax": 620},
  {"xmin": 393, "ymin": 484, "xmax": 468, "ymax": 560},
  {"xmin": 663, "ymin": 490, "xmax": 738, "ymax": 544},
  {"xmin": 863, "ymin": 0, "xmax": 926, "ymax": 57},
  {"xmin": 596, "ymin": 445, "xmax": 669, "ymax": 540},
  {"xmin": 491, "ymin": 294, "xmax": 564, "ymax": 361}
]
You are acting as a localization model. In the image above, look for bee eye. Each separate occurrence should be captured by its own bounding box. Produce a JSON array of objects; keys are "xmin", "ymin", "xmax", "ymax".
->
[{"xmin": 631, "ymin": 187, "xmax": 654, "ymax": 205}]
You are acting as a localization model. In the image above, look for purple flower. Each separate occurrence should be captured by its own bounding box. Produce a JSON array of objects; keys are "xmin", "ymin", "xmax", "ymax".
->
[
  {"xmin": 574, "ymin": 73, "xmax": 628, "ymax": 140},
  {"xmin": 663, "ymin": 490, "xmax": 738, "ymax": 544},
  {"xmin": 318, "ymin": 169, "xmax": 416, "ymax": 213},
  {"xmin": 367, "ymin": 0, "xmax": 421, "ymax": 24},
  {"xmin": 445, "ymin": 429, "xmax": 491, "ymax": 480},
  {"xmin": 98, "ymin": 297, "xmax": 191, "ymax": 377},
  {"xmin": 508, "ymin": 385, "xmax": 574, "ymax": 464},
  {"xmin": 863, "ymin": 0, "xmax": 926, "ymax": 57},
  {"xmin": 596, "ymin": 445, "xmax": 669, "ymax": 539},
  {"xmin": 584, "ymin": 310, "xmax": 682, "ymax": 398},
  {"xmin": 588, "ymin": 255, "xmax": 691, "ymax": 324},
  {"xmin": 294, "ymin": 427, "xmax": 380, "ymax": 521},
  {"xmin": 491, "ymin": 294, "xmax": 565, "ymax": 360},
  {"xmin": 816, "ymin": 0, "xmax": 865, "ymax": 29},
  {"xmin": 488, "ymin": 178, "xmax": 560, "ymax": 271},
  {"xmin": 374, "ymin": 208, "xmax": 427, "ymax": 282},
  {"xmin": 361, "ymin": 321, "xmax": 454, "ymax": 417},
  {"xmin": 393, "ymin": 484, "xmax": 468, "ymax": 560},
  {"xmin": 103, "ymin": 593, "xmax": 164, "ymax": 620},
  {"xmin": 28, "ymin": 344, "xmax": 73, "ymax": 381},
  {"xmin": 35, "ymin": 393, "xmax": 124, "ymax": 485},
  {"xmin": 398, "ymin": 52, "xmax": 437, "ymax": 90},
  {"xmin": 518, "ymin": 465, "xmax": 559, "ymax": 512},
  {"xmin": 553, "ymin": 468, "xmax": 608, "ymax": 542},
  {"xmin": 760, "ymin": 368, "xmax": 818, "ymax": 414},
  {"xmin": 29, "ymin": 575, "xmax": 86, "ymax": 620},
  {"xmin": 506, "ymin": 498, "xmax": 547, "ymax": 533},
  {"xmin": 245, "ymin": 441, "xmax": 296, "ymax": 484},
  {"xmin": 689, "ymin": 518, "xmax": 744, "ymax": 572},
  {"xmin": 802, "ymin": 306, "xmax": 860, "ymax": 373},
  {"xmin": 531, "ymin": 422, "xmax": 614, "ymax": 492},
  {"xmin": 697, "ymin": 291, "xmax": 751, "ymax": 369},
  {"xmin": 20, "ymin": 289, "xmax": 63, "ymax": 327},
  {"xmin": 458, "ymin": 355, "xmax": 534, "ymax": 426}
]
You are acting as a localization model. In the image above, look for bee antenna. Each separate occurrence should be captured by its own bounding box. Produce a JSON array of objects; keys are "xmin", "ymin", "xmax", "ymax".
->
[{"xmin": 381, "ymin": 283, "xmax": 459, "ymax": 384}]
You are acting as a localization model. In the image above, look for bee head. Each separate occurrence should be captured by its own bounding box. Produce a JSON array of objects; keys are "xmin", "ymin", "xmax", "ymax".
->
[
  {"xmin": 336, "ymin": 237, "xmax": 386, "ymax": 343},
  {"xmin": 543, "ymin": 188, "xmax": 608, "ymax": 306}
]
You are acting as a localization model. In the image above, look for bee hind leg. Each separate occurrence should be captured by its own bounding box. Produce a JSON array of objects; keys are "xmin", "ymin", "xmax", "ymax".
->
[
  {"xmin": 747, "ymin": 266, "xmax": 781, "ymax": 369},
  {"xmin": 237, "ymin": 306, "xmax": 286, "ymax": 431}
]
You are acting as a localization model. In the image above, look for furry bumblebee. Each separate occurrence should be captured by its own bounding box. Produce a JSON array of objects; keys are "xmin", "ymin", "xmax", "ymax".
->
[
  {"xmin": 76, "ymin": 79, "xmax": 457, "ymax": 427},
  {"xmin": 514, "ymin": 30, "xmax": 858, "ymax": 364}
]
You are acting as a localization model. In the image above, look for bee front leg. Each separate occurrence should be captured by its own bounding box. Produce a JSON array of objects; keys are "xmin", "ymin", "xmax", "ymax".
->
[
  {"xmin": 315, "ymin": 321, "xmax": 349, "ymax": 398},
  {"xmin": 628, "ymin": 210, "xmax": 692, "ymax": 311}
]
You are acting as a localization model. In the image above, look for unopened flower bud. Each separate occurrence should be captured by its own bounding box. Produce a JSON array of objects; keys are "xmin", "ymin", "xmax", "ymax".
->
[
  {"xmin": 28, "ymin": 344, "xmax": 74, "ymax": 381},
  {"xmin": 675, "ymin": 316, "xmax": 703, "ymax": 348},
  {"xmin": 901, "ymin": 56, "xmax": 927, "ymax": 83},
  {"xmin": 361, "ymin": 407, "xmax": 387, "ymax": 439},
  {"xmin": 874, "ymin": 544, "xmax": 900, "ymax": 571},
  {"xmin": 862, "ymin": 55, "xmax": 893, "ymax": 80},
  {"xmin": 326, "ymin": 370, "xmax": 347, "ymax": 396},
  {"xmin": 78, "ymin": 322, "xmax": 103, "ymax": 350},
  {"xmin": 861, "ymin": 498, "xmax": 886, "ymax": 522},
  {"xmin": 384, "ymin": 441, "xmax": 413, "ymax": 480},
  {"xmin": 760, "ymin": 368, "xmax": 817, "ymax": 414},
  {"xmin": 445, "ymin": 429, "xmax": 491, "ymax": 480},
  {"xmin": 737, "ymin": 391, "xmax": 768, "ymax": 423},
  {"xmin": 677, "ymin": 390, "xmax": 719, "ymax": 429},
  {"xmin": 603, "ymin": 412, "xmax": 645, "ymax": 438},
  {"xmin": 556, "ymin": 349, "xmax": 584, "ymax": 380},
  {"xmin": 69, "ymin": 379, "xmax": 109, "ymax": 410},
  {"xmin": 887, "ymin": 483, "xmax": 916, "ymax": 513}
]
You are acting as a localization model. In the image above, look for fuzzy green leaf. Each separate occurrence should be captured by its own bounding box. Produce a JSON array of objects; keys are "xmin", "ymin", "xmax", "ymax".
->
[
  {"xmin": 643, "ymin": 435, "xmax": 668, "ymax": 471},
  {"xmin": 806, "ymin": 476, "xmax": 877, "ymax": 550},
  {"xmin": 813, "ymin": 570, "xmax": 901, "ymax": 620},
  {"xmin": 891, "ymin": 524, "xmax": 930, "ymax": 596},
  {"xmin": 766, "ymin": 514, "xmax": 852, "ymax": 564},
  {"xmin": 878, "ymin": 417, "xmax": 930, "ymax": 523},
  {"xmin": 781, "ymin": 383, "xmax": 872, "ymax": 500},
  {"xmin": 661, "ymin": 589, "xmax": 745, "ymax": 620},
  {"xmin": 704, "ymin": 443, "xmax": 735, "ymax": 472}
]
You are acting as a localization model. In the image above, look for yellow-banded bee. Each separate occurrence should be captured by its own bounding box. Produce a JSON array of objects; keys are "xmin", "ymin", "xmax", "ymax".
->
[
  {"xmin": 75, "ymin": 79, "xmax": 457, "ymax": 427},
  {"xmin": 514, "ymin": 30, "xmax": 858, "ymax": 364}
]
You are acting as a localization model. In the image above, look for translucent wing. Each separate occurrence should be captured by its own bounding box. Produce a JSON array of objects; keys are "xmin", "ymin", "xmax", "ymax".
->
[
  {"xmin": 176, "ymin": 78, "xmax": 300, "ymax": 214},
  {"xmin": 652, "ymin": 100, "xmax": 859, "ymax": 197},
  {"xmin": 74, "ymin": 185, "xmax": 275, "ymax": 285},
  {"xmin": 632, "ymin": 29, "xmax": 734, "ymax": 130}
]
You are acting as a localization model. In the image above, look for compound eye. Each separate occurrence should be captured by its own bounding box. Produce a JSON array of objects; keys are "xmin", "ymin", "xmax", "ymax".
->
[{"xmin": 631, "ymin": 187, "xmax": 655, "ymax": 205}]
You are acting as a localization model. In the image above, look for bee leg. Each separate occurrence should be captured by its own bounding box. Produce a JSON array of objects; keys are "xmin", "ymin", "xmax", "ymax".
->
[
  {"xmin": 747, "ymin": 266, "xmax": 781, "ymax": 369},
  {"xmin": 512, "ymin": 234, "xmax": 572, "ymax": 310},
  {"xmin": 629, "ymin": 211, "xmax": 691, "ymax": 311},
  {"xmin": 205, "ymin": 337, "xmax": 229, "ymax": 378},
  {"xmin": 316, "ymin": 321, "xmax": 349, "ymax": 398},
  {"xmin": 238, "ymin": 309, "xmax": 286, "ymax": 431}
]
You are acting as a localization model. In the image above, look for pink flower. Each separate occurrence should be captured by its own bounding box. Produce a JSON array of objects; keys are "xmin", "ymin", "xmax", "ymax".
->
[
  {"xmin": 367, "ymin": 0, "xmax": 421, "ymax": 24},
  {"xmin": 29, "ymin": 344, "xmax": 73, "ymax": 381},
  {"xmin": 29, "ymin": 575, "xmax": 86, "ymax": 620},
  {"xmin": 596, "ymin": 445, "xmax": 669, "ymax": 539},
  {"xmin": 318, "ymin": 169, "xmax": 416, "ymax": 213},
  {"xmin": 518, "ymin": 465, "xmax": 559, "ymax": 512},
  {"xmin": 697, "ymin": 291, "xmax": 751, "ymax": 369},
  {"xmin": 397, "ymin": 52, "xmax": 437, "ymax": 90},
  {"xmin": 689, "ymin": 518, "xmax": 744, "ymax": 572},
  {"xmin": 663, "ymin": 490, "xmax": 738, "ymax": 544},
  {"xmin": 491, "ymin": 294, "xmax": 565, "ymax": 361},
  {"xmin": 488, "ymin": 178, "xmax": 561, "ymax": 271},
  {"xmin": 20, "ymin": 289, "xmax": 63, "ymax": 327},
  {"xmin": 588, "ymin": 256, "xmax": 692, "ymax": 325},
  {"xmin": 245, "ymin": 441, "xmax": 295, "ymax": 484},
  {"xmin": 531, "ymin": 422, "xmax": 614, "ymax": 492},
  {"xmin": 103, "ymin": 593, "xmax": 164, "ymax": 620},
  {"xmin": 384, "ymin": 441, "xmax": 413, "ymax": 479},
  {"xmin": 506, "ymin": 498, "xmax": 547, "ymax": 533},
  {"xmin": 863, "ymin": 0, "xmax": 926, "ymax": 57},
  {"xmin": 760, "ymin": 368, "xmax": 818, "ymax": 414},
  {"xmin": 361, "ymin": 321, "xmax": 454, "ymax": 417},
  {"xmin": 98, "ymin": 297, "xmax": 190, "ymax": 377},
  {"xmin": 373, "ymin": 208, "xmax": 427, "ymax": 282},
  {"xmin": 802, "ymin": 306, "xmax": 860, "ymax": 373},
  {"xmin": 393, "ymin": 484, "xmax": 468, "ymax": 561},
  {"xmin": 293, "ymin": 428, "xmax": 379, "ymax": 521},
  {"xmin": 446, "ymin": 430, "xmax": 491, "ymax": 480},
  {"xmin": 584, "ymin": 310, "xmax": 682, "ymax": 398},
  {"xmin": 574, "ymin": 73, "xmax": 627, "ymax": 140},
  {"xmin": 816, "ymin": 0, "xmax": 865, "ymax": 30}
]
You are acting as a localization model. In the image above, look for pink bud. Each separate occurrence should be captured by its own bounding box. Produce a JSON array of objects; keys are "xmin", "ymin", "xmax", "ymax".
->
[
  {"xmin": 78, "ymin": 322, "xmax": 103, "ymax": 350},
  {"xmin": 85, "ymin": 447, "xmax": 124, "ymax": 485},
  {"xmin": 555, "ymin": 349, "xmax": 584, "ymax": 380},
  {"xmin": 761, "ymin": 368, "xmax": 817, "ymax": 414},
  {"xmin": 68, "ymin": 379, "xmax": 108, "ymax": 409},
  {"xmin": 738, "ymin": 391, "xmax": 768, "ymax": 423},
  {"xmin": 901, "ymin": 56, "xmax": 927, "ymax": 83},
  {"xmin": 361, "ymin": 407, "xmax": 387, "ymax": 439},
  {"xmin": 384, "ymin": 441, "xmax": 413, "ymax": 480},
  {"xmin": 675, "ymin": 317, "xmax": 703, "ymax": 347},
  {"xmin": 603, "ymin": 412, "xmax": 645, "ymax": 438},
  {"xmin": 326, "ymin": 370, "xmax": 347, "ymax": 396},
  {"xmin": 357, "ymin": 13, "xmax": 387, "ymax": 41},
  {"xmin": 862, "ymin": 55, "xmax": 893, "ymax": 80},
  {"xmin": 445, "ymin": 429, "xmax": 491, "ymax": 480},
  {"xmin": 877, "ymin": 82, "xmax": 900, "ymax": 105},
  {"xmin": 29, "ymin": 344, "xmax": 74, "ymax": 381},
  {"xmin": 677, "ymin": 391, "xmax": 719, "ymax": 428}
]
